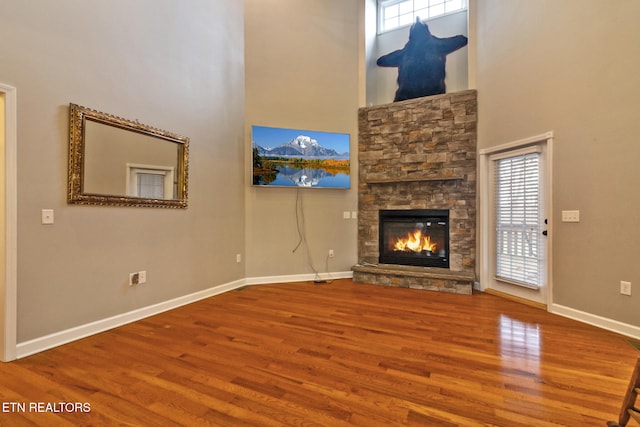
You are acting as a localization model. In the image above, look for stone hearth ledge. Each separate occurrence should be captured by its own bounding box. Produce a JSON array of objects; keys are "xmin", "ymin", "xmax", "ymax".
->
[{"xmin": 352, "ymin": 264, "xmax": 474, "ymax": 295}]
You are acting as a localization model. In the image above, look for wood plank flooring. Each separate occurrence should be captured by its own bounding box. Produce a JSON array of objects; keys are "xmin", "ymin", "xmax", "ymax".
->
[{"xmin": 0, "ymin": 279, "xmax": 637, "ymax": 426}]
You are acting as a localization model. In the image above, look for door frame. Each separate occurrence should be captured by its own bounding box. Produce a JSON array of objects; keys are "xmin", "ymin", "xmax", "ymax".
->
[
  {"xmin": 478, "ymin": 131, "xmax": 554, "ymax": 309},
  {"xmin": 1, "ymin": 83, "xmax": 17, "ymax": 361}
]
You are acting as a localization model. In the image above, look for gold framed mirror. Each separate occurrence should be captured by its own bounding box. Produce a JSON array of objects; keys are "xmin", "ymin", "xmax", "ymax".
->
[{"xmin": 68, "ymin": 103, "xmax": 189, "ymax": 208}]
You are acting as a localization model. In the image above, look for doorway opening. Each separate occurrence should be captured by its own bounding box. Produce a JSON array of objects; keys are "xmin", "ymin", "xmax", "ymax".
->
[
  {"xmin": 0, "ymin": 84, "xmax": 17, "ymax": 362},
  {"xmin": 479, "ymin": 132, "xmax": 553, "ymax": 308}
]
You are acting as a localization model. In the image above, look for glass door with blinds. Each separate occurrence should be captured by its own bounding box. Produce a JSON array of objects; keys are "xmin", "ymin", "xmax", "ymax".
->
[
  {"xmin": 494, "ymin": 149, "xmax": 543, "ymax": 288},
  {"xmin": 480, "ymin": 134, "xmax": 552, "ymax": 307}
]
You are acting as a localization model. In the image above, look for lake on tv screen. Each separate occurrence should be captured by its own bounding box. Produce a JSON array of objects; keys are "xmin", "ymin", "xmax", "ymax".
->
[{"xmin": 261, "ymin": 165, "xmax": 350, "ymax": 188}]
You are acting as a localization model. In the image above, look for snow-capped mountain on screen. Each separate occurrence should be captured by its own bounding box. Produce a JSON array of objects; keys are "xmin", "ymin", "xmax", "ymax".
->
[{"xmin": 254, "ymin": 135, "xmax": 347, "ymax": 158}]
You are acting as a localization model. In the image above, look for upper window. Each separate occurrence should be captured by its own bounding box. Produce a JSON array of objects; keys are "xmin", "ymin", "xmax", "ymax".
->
[{"xmin": 378, "ymin": 0, "xmax": 467, "ymax": 33}]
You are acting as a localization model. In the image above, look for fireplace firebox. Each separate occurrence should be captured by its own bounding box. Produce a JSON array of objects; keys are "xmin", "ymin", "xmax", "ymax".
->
[{"xmin": 379, "ymin": 209, "xmax": 449, "ymax": 268}]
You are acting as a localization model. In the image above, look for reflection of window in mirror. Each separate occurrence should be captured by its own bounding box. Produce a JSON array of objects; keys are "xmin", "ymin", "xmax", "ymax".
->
[
  {"xmin": 137, "ymin": 172, "xmax": 164, "ymax": 199},
  {"xmin": 127, "ymin": 164, "xmax": 175, "ymax": 199}
]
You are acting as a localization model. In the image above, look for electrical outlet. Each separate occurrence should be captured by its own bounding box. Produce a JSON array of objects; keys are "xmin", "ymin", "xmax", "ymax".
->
[
  {"xmin": 328, "ymin": 249, "xmax": 335, "ymax": 258},
  {"xmin": 129, "ymin": 272, "xmax": 140, "ymax": 286},
  {"xmin": 236, "ymin": 254, "xmax": 242, "ymax": 263},
  {"xmin": 562, "ymin": 210, "xmax": 580, "ymax": 222},
  {"xmin": 343, "ymin": 211, "xmax": 350, "ymax": 219},
  {"xmin": 138, "ymin": 271, "xmax": 147, "ymax": 284},
  {"xmin": 620, "ymin": 281, "xmax": 632, "ymax": 296}
]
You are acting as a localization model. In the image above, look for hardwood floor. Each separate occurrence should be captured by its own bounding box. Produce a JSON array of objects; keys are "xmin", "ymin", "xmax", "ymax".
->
[{"xmin": 0, "ymin": 279, "xmax": 637, "ymax": 426}]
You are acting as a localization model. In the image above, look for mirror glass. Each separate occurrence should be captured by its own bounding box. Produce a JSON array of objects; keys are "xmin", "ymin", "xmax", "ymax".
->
[{"xmin": 68, "ymin": 103, "xmax": 189, "ymax": 208}]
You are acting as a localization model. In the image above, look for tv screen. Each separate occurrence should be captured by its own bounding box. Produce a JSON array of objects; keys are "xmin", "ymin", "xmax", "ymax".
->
[{"xmin": 251, "ymin": 125, "xmax": 350, "ymax": 189}]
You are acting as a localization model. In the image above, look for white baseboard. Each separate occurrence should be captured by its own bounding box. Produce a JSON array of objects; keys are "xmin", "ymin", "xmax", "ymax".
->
[
  {"xmin": 15, "ymin": 271, "xmax": 354, "ymax": 359},
  {"xmin": 16, "ymin": 279, "xmax": 246, "ymax": 359},
  {"xmin": 244, "ymin": 270, "xmax": 353, "ymax": 285},
  {"xmin": 550, "ymin": 303, "xmax": 640, "ymax": 341}
]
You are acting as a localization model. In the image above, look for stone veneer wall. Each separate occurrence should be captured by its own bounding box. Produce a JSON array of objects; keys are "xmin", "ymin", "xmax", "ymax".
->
[{"xmin": 353, "ymin": 90, "xmax": 477, "ymax": 294}]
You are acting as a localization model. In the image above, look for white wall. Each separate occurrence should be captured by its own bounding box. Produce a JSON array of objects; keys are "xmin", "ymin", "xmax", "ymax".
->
[
  {"xmin": 0, "ymin": 0, "xmax": 246, "ymax": 343},
  {"xmin": 473, "ymin": 0, "xmax": 640, "ymax": 328},
  {"xmin": 244, "ymin": 0, "xmax": 361, "ymax": 280}
]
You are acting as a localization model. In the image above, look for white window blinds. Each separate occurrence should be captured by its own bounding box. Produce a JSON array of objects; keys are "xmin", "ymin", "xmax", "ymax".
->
[
  {"xmin": 493, "ymin": 149, "xmax": 543, "ymax": 288},
  {"xmin": 137, "ymin": 173, "xmax": 165, "ymax": 199}
]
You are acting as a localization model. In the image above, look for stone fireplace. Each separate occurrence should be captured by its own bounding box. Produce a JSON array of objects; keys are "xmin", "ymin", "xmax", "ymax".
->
[{"xmin": 352, "ymin": 90, "xmax": 477, "ymax": 295}]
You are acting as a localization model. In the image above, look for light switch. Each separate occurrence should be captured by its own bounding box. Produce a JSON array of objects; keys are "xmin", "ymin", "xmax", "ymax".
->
[
  {"xmin": 343, "ymin": 211, "xmax": 351, "ymax": 219},
  {"xmin": 561, "ymin": 210, "xmax": 580, "ymax": 223},
  {"xmin": 41, "ymin": 209, "xmax": 54, "ymax": 225}
]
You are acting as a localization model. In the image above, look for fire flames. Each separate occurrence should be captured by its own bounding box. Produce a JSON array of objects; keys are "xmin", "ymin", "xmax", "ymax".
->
[{"xmin": 393, "ymin": 230, "xmax": 437, "ymax": 253}]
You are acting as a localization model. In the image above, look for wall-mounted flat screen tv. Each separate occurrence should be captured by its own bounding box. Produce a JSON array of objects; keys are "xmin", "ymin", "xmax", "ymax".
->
[{"xmin": 251, "ymin": 125, "xmax": 350, "ymax": 189}]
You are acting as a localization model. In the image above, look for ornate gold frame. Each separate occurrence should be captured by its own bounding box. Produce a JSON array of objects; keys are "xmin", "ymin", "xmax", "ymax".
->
[{"xmin": 68, "ymin": 103, "xmax": 189, "ymax": 208}]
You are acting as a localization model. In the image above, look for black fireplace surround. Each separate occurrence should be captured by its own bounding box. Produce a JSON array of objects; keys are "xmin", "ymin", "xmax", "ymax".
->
[{"xmin": 379, "ymin": 209, "xmax": 450, "ymax": 268}]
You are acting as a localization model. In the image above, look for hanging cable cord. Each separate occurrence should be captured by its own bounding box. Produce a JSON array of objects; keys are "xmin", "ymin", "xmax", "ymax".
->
[{"xmin": 292, "ymin": 189, "xmax": 331, "ymax": 283}]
